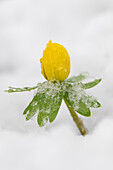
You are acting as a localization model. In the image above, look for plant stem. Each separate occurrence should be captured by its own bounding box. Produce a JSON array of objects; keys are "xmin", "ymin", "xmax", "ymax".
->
[{"xmin": 63, "ymin": 98, "xmax": 88, "ymax": 136}]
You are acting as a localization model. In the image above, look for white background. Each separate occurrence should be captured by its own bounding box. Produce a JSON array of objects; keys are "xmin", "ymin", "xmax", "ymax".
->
[{"xmin": 0, "ymin": 0, "xmax": 113, "ymax": 169}]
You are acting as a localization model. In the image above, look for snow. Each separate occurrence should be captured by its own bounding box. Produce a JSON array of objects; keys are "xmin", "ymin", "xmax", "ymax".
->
[{"xmin": 0, "ymin": 0, "xmax": 113, "ymax": 169}]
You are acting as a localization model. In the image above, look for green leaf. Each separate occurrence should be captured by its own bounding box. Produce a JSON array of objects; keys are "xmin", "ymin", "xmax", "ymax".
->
[
  {"xmin": 64, "ymin": 93, "xmax": 91, "ymax": 117},
  {"xmin": 23, "ymin": 83, "xmax": 45, "ymax": 120},
  {"xmin": 83, "ymin": 96, "xmax": 101, "ymax": 108},
  {"xmin": 90, "ymin": 100, "xmax": 101, "ymax": 108},
  {"xmin": 77, "ymin": 100, "xmax": 91, "ymax": 117},
  {"xmin": 65, "ymin": 73, "xmax": 88, "ymax": 83},
  {"xmin": 5, "ymin": 83, "xmax": 41, "ymax": 93},
  {"xmin": 37, "ymin": 88, "xmax": 63, "ymax": 126},
  {"xmin": 63, "ymin": 83, "xmax": 91, "ymax": 117},
  {"xmin": 23, "ymin": 93, "xmax": 41, "ymax": 120},
  {"xmin": 37, "ymin": 112, "xmax": 49, "ymax": 127},
  {"xmin": 82, "ymin": 79, "xmax": 102, "ymax": 89},
  {"xmin": 23, "ymin": 81, "xmax": 63, "ymax": 125},
  {"xmin": 48, "ymin": 91, "xmax": 63, "ymax": 123}
]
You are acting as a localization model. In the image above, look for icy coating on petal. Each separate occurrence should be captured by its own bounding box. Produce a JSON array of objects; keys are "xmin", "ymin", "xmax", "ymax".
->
[{"xmin": 40, "ymin": 40, "xmax": 70, "ymax": 82}]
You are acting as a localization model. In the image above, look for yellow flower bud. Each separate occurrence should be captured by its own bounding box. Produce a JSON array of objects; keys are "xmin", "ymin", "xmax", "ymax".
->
[{"xmin": 40, "ymin": 40, "xmax": 70, "ymax": 82}]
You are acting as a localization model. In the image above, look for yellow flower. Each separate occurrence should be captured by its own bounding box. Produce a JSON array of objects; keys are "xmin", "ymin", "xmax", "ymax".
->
[{"xmin": 40, "ymin": 40, "xmax": 70, "ymax": 82}]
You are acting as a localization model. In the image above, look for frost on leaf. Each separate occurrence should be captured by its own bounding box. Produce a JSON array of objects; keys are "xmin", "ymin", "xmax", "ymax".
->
[
  {"xmin": 63, "ymin": 82, "xmax": 101, "ymax": 117},
  {"xmin": 5, "ymin": 84, "xmax": 41, "ymax": 93},
  {"xmin": 65, "ymin": 72, "xmax": 88, "ymax": 83},
  {"xmin": 82, "ymin": 79, "xmax": 102, "ymax": 89},
  {"xmin": 23, "ymin": 81, "xmax": 63, "ymax": 126}
]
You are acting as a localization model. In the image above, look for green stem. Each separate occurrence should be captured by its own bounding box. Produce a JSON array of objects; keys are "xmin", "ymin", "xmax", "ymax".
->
[{"xmin": 64, "ymin": 98, "xmax": 88, "ymax": 136}]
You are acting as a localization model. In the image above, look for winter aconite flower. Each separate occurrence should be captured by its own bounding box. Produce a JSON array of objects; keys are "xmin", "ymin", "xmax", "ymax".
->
[
  {"xmin": 5, "ymin": 40, "xmax": 102, "ymax": 136},
  {"xmin": 40, "ymin": 40, "xmax": 70, "ymax": 82}
]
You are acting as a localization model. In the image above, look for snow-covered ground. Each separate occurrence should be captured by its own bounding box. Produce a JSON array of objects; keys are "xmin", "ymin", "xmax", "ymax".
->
[{"xmin": 0, "ymin": 0, "xmax": 113, "ymax": 169}]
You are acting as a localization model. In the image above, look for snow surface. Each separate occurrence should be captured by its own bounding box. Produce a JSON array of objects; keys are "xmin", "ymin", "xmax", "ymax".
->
[{"xmin": 0, "ymin": 0, "xmax": 113, "ymax": 169}]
